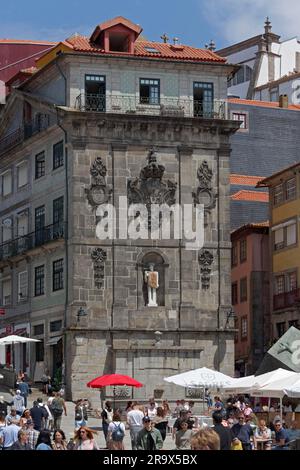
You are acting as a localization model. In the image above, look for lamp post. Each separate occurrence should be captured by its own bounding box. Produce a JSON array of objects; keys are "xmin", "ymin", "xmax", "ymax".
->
[{"xmin": 77, "ymin": 307, "xmax": 87, "ymax": 322}]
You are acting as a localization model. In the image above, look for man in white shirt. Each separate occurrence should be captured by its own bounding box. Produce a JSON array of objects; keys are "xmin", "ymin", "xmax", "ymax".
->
[{"xmin": 127, "ymin": 402, "xmax": 144, "ymax": 450}]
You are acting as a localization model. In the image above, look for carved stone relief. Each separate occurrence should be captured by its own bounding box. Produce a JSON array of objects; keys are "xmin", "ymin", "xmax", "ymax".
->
[
  {"xmin": 198, "ymin": 249, "xmax": 214, "ymax": 290},
  {"xmin": 85, "ymin": 157, "xmax": 112, "ymax": 208},
  {"xmin": 192, "ymin": 160, "xmax": 217, "ymax": 215},
  {"xmin": 91, "ymin": 247, "xmax": 107, "ymax": 289},
  {"xmin": 127, "ymin": 148, "xmax": 177, "ymax": 228}
]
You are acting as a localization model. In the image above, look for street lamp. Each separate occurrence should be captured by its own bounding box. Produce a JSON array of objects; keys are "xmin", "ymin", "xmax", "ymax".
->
[{"xmin": 77, "ymin": 307, "xmax": 88, "ymax": 322}]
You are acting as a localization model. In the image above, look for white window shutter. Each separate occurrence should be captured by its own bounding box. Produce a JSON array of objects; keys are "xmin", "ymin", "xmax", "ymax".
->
[
  {"xmin": 18, "ymin": 163, "xmax": 28, "ymax": 188},
  {"xmin": 18, "ymin": 271, "xmax": 28, "ymax": 301},
  {"xmin": 286, "ymin": 224, "xmax": 296, "ymax": 246},
  {"xmin": 2, "ymin": 171, "xmax": 12, "ymax": 196},
  {"xmin": 275, "ymin": 228, "xmax": 284, "ymax": 244}
]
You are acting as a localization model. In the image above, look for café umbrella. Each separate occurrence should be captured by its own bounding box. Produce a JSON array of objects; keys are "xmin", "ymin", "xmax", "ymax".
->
[
  {"xmin": 0, "ymin": 335, "xmax": 40, "ymax": 370},
  {"xmin": 87, "ymin": 374, "xmax": 143, "ymax": 407}
]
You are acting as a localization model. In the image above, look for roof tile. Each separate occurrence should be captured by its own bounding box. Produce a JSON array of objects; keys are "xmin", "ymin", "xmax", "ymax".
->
[
  {"xmin": 231, "ymin": 190, "xmax": 269, "ymax": 202},
  {"xmin": 228, "ymin": 97, "xmax": 300, "ymax": 111},
  {"xmin": 230, "ymin": 174, "xmax": 263, "ymax": 186}
]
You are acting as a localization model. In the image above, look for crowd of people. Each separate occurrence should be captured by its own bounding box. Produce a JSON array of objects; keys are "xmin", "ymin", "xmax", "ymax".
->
[{"xmin": 1, "ymin": 381, "xmax": 300, "ymax": 451}]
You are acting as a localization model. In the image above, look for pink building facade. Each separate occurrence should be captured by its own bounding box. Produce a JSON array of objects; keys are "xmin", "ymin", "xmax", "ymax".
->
[{"xmin": 231, "ymin": 223, "xmax": 270, "ymax": 376}]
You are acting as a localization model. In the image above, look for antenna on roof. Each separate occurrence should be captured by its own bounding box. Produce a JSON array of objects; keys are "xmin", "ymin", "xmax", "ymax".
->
[
  {"xmin": 160, "ymin": 33, "xmax": 169, "ymax": 43},
  {"xmin": 173, "ymin": 37, "xmax": 179, "ymax": 45}
]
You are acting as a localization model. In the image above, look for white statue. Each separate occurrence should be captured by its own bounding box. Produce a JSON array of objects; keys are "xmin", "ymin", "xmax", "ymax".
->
[{"xmin": 144, "ymin": 263, "xmax": 159, "ymax": 307}]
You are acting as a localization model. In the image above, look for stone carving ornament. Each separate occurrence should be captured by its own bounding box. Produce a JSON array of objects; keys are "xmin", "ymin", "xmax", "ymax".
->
[
  {"xmin": 127, "ymin": 149, "xmax": 177, "ymax": 228},
  {"xmin": 91, "ymin": 247, "xmax": 107, "ymax": 289},
  {"xmin": 192, "ymin": 160, "xmax": 217, "ymax": 213},
  {"xmin": 198, "ymin": 249, "xmax": 214, "ymax": 290},
  {"xmin": 86, "ymin": 157, "xmax": 112, "ymax": 208}
]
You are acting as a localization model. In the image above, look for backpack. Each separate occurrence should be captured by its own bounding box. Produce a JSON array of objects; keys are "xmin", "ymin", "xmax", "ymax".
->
[
  {"xmin": 51, "ymin": 399, "xmax": 63, "ymax": 417},
  {"xmin": 111, "ymin": 422, "xmax": 124, "ymax": 442}
]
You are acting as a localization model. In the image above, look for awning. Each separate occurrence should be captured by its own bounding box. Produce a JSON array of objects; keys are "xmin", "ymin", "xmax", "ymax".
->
[
  {"xmin": 14, "ymin": 328, "xmax": 27, "ymax": 336},
  {"xmin": 46, "ymin": 336, "xmax": 62, "ymax": 346}
]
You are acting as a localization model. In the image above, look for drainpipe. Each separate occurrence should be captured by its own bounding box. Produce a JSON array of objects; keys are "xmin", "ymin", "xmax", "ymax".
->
[
  {"xmin": 217, "ymin": 149, "xmax": 221, "ymax": 371},
  {"xmin": 56, "ymin": 110, "xmax": 69, "ymax": 394}
]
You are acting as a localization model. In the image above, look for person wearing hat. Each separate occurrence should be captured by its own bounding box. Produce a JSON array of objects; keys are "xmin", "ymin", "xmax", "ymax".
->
[
  {"xmin": 5, "ymin": 406, "xmax": 21, "ymax": 425},
  {"xmin": 136, "ymin": 416, "xmax": 163, "ymax": 450}
]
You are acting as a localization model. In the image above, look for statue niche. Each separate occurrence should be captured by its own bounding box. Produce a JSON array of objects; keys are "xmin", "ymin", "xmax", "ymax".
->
[{"xmin": 142, "ymin": 253, "xmax": 165, "ymax": 307}]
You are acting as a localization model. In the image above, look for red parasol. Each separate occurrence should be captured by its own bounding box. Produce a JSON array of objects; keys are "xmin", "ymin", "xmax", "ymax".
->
[{"xmin": 87, "ymin": 374, "xmax": 143, "ymax": 388}]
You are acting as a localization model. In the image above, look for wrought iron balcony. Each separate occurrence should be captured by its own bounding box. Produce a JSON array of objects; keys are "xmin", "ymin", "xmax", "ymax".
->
[
  {"xmin": 273, "ymin": 288, "xmax": 300, "ymax": 311},
  {"xmin": 0, "ymin": 114, "xmax": 50, "ymax": 156},
  {"xmin": 0, "ymin": 223, "xmax": 66, "ymax": 262},
  {"xmin": 75, "ymin": 94, "xmax": 228, "ymax": 119}
]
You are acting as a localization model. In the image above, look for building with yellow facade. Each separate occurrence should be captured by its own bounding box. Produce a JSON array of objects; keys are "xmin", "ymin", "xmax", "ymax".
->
[{"xmin": 258, "ymin": 162, "xmax": 300, "ymax": 341}]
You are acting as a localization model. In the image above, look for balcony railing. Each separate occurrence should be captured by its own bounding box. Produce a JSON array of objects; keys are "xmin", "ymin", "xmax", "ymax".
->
[
  {"xmin": 75, "ymin": 94, "xmax": 228, "ymax": 119},
  {"xmin": 0, "ymin": 223, "xmax": 65, "ymax": 262},
  {"xmin": 273, "ymin": 288, "xmax": 300, "ymax": 311},
  {"xmin": 0, "ymin": 114, "xmax": 50, "ymax": 156}
]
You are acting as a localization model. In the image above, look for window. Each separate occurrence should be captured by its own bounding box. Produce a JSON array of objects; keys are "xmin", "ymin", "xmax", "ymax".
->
[
  {"xmin": 2, "ymin": 218, "xmax": 13, "ymax": 242},
  {"xmin": 50, "ymin": 320, "xmax": 62, "ymax": 333},
  {"xmin": 53, "ymin": 141, "xmax": 64, "ymax": 170},
  {"xmin": 232, "ymin": 282, "xmax": 238, "ymax": 305},
  {"xmin": 35, "ymin": 151, "xmax": 45, "ymax": 179},
  {"xmin": 240, "ymin": 277, "xmax": 247, "ymax": 302},
  {"xmin": 140, "ymin": 79, "xmax": 160, "ymax": 105},
  {"xmin": 276, "ymin": 322, "xmax": 286, "ymax": 338},
  {"xmin": 35, "ymin": 205, "xmax": 45, "ymax": 245},
  {"xmin": 289, "ymin": 319, "xmax": 299, "ymax": 329},
  {"xmin": 232, "ymin": 112, "xmax": 247, "ymax": 129},
  {"xmin": 53, "ymin": 259, "xmax": 64, "ymax": 291},
  {"xmin": 85, "ymin": 75, "xmax": 106, "ymax": 111},
  {"xmin": 241, "ymin": 317, "xmax": 248, "ymax": 338},
  {"xmin": 240, "ymin": 239, "xmax": 247, "ymax": 262},
  {"xmin": 17, "ymin": 162, "xmax": 28, "ymax": 188},
  {"xmin": 286, "ymin": 223, "xmax": 297, "ymax": 246},
  {"xmin": 274, "ymin": 184, "xmax": 283, "ymax": 205},
  {"xmin": 234, "ymin": 319, "xmax": 239, "ymax": 342},
  {"xmin": 53, "ymin": 197, "xmax": 64, "ymax": 226},
  {"xmin": 18, "ymin": 271, "xmax": 28, "ymax": 302},
  {"xmin": 2, "ymin": 171, "xmax": 12, "ymax": 196},
  {"xmin": 17, "ymin": 211, "xmax": 28, "ymax": 237},
  {"xmin": 231, "ymin": 242, "xmax": 238, "ymax": 266},
  {"xmin": 274, "ymin": 227, "xmax": 284, "ymax": 251},
  {"xmin": 1, "ymin": 279, "xmax": 12, "ymax": 306},
  {"xmin": 35, "ymin": 340, "xmax": 44, "ymax": 361},
  {"xmin": 286, "ymin": 178, "xmax": 296, "ymax": 200},
  {"xmin": 275, "ymin": 275, "xmax": 285, "ymax": 294},
  {"xmin": 270, "ymin": 87, "xmax": 279, "ymax": 102},
  {"xmin": 287, "ymin": 272, "xmax": 297, "ymax": 292},
  {"xmin": 34, "ymin": 265, "xmax": 45, "ymax": 296},
  {"xmin": 193, "ymin": 82, "xmax": 214, "ymax": 117},
  {"xmin": 33, "ymin": 324, "xmax": 44, "ymax": 336},
  {"xmin": 144, "ymin": 46, "xmax": 161, "ymax": 54}
]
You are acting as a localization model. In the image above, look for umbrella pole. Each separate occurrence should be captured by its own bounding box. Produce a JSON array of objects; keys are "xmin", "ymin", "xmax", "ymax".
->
[
  {"xmin": 280, "ymin": 397, "xmax": 282, "ymax": 422},
  {"xmin": 113, "ymin": 386, "xmax": 116, "ymax": 410}
]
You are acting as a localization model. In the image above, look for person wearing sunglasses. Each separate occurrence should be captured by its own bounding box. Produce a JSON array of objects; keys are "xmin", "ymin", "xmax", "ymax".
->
[
  {"xmin": 73, "ymin": 426, "xmax": 99, "ymax": 450},
  {"xmin": 231, "ymin": 414, "xmax": 253, "ymax": 450},
  {"xmin": 272, "ymin": 420, "xmax": 289, "ymax": 450}
]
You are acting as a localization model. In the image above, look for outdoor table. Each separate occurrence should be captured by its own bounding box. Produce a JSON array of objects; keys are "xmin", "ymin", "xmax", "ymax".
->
[{"xmin": 254, "ymin": 438, "xmax": 271, "ymax": 450}]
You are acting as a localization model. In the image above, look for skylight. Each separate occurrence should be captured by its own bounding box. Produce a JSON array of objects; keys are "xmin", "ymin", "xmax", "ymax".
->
[{"xmin": 144, "ymin": 46, "xmax": 161, "ymax": 54}]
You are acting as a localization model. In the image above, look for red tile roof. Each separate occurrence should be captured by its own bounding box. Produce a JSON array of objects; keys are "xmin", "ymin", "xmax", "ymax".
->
[
  {"xmin": 257, "ymin": 161, "xmax": 300, "ymax": 187},
  {"xmin": 231, "ymin": 221, "xmax": 269, "ymax": 236},
  {"xmin": 63, "ymin": 35, "xmax": 226, "ymax": 62},
  {"xmin": 231, "ymin": 190, "xmax": 269, "ymax": 202},
  {"xmin": 230, "ymin": 174, "xmax": 264, "ymax": 186},
  {"xmin": 0, "ymin": 39, "xmax": 56, "ymax": 45},
  {"xmin": 93, "ymin": 16, "xmax": 142, "ymax": 36},
  {"xmin": 228, "ymin": 97, "xmax": 300, "ymax": 111}
]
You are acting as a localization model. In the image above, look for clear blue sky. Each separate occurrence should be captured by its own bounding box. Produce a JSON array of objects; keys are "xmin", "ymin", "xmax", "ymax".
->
[{"xmin": 1, "ymin": 0, "xmax": 299, "ymax": 49}]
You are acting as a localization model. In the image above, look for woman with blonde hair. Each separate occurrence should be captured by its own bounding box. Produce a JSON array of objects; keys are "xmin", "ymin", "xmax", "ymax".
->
[
  {"xmin": 74, "ymin": 426, "xmax": 99, "ymax": 450},
  {"xmin": 191, "ymin": 428, "xmax": 220, "ymax": 450}
]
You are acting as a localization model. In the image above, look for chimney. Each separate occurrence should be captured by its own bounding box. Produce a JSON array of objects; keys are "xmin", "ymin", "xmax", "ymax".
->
[{"xmin": 279, "ymin": 94, "xmax": 288, "ymax": 108}]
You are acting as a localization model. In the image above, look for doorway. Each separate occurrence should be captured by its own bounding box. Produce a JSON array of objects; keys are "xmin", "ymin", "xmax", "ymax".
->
[
  {"xmin": 85, "ymin": 75, "xmax": 106, "ymax": 111},
  {"xmin": 193, "ymin": 82, "xmax": 214, "ymax": 118}
]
